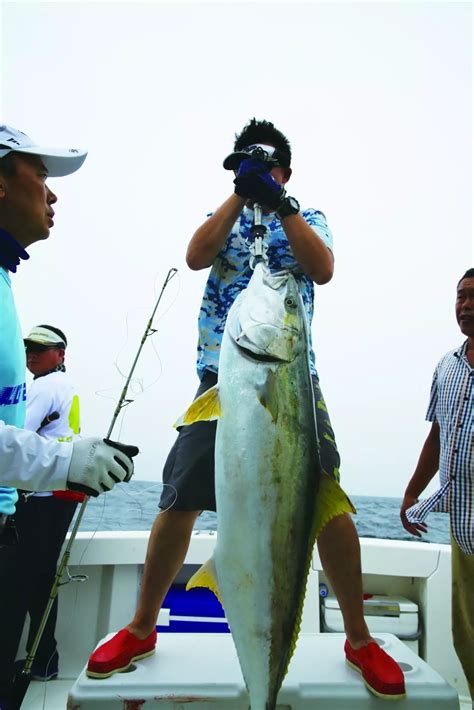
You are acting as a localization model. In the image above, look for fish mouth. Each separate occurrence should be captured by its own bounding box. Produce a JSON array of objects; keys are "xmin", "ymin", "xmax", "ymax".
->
[{"xmin": 238, "ymin": 345, "xmax": 283, "ymax": 363}]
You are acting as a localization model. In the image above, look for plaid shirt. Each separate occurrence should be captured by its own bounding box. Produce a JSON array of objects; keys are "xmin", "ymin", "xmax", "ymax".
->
[{"xmin": 407, "ymin": 341, "xmax": 474, "ymax": 554}]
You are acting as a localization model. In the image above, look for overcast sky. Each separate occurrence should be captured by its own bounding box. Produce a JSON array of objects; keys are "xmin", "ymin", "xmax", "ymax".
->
[{"xmin": 1, "ymin": 1, "xmax": 472, "ymax": 500}]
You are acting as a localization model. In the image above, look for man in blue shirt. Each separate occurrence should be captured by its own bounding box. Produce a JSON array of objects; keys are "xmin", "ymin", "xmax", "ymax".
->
[
  {"xmin": 88, "ymin": 119, "xmax": 405, "ymax": 699},
  {"xmin": 0, "ymin": 125, "xmax": 138, "ymax": 707},
  {"xmin": 0, "ymin": 124, "xmax": 138, "ymax": 502}
]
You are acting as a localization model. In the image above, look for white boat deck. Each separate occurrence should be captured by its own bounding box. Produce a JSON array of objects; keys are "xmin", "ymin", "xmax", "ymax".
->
[
  {"xmin": 14, "ymin": 532, "xmax": 472, "ymax": 709},
  {"xmin": 19, "ymin": 678, "xmax": 472, "ymax": 710}
]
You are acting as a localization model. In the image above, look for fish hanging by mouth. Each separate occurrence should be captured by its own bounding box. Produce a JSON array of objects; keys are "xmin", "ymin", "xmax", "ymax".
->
[{"xmin": 175, "ymin": 261, "xmax": 354, "ymax": 709}]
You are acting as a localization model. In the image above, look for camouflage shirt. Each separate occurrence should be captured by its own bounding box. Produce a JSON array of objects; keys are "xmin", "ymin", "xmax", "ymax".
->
[{"xmin": 196, "ymin": 206, "xmax": 333, "ymax": 378}]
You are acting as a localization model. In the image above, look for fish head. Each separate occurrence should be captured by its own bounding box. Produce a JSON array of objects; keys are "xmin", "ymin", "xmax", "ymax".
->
[{"xmin": 227, "ymin": 263, "xmax": 306, "ymax": 363}]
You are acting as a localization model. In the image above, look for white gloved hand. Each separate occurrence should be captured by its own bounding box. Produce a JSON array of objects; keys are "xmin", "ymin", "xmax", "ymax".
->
[{"xmin": 67, "ymin": 438, "xmax": 139, "ymax": 497}]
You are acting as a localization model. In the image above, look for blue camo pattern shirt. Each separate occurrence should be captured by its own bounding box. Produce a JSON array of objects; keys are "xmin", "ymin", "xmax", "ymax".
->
[{"xmin": 196, "ymin": 206, "xmax": 333, "ymax": 379}]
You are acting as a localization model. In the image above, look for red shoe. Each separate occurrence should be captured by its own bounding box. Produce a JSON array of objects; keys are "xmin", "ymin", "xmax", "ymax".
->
[
  {"xmin": 344, "ymin": 640, "xmax": 406, "ymax": 699},
  {"xmin": 87, "ymin": 628, "xmax": 157, "ymax": 679}
]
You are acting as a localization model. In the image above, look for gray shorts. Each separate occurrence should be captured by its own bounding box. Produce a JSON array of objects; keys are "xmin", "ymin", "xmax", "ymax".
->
[{"xmin": 159, "ymin": 370, "xmax": 341, "ymax": 513}]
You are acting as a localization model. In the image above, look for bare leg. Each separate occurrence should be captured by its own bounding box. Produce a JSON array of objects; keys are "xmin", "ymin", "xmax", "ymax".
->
[
  {"xmin": 317, "ymin": 512, "xmax": 372, "ymax": 648},
  {"xmin": 127, "ymin": 509, "xmax": 200, "ymax": 639}
]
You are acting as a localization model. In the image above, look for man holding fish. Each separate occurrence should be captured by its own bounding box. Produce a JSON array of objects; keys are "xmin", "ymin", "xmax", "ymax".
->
[{"xmin": 88, "ymin": 119, "xmax": 405, "ymax": 702}]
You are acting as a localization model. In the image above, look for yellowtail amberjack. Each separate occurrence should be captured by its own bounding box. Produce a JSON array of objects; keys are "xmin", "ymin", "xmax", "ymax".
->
[{"xmin": 175, "ymin": 261, "xmax": 353, "ymax": 710}]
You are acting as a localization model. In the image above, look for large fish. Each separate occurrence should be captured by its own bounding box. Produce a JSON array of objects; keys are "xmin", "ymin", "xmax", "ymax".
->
[{"xmin": 176, "ymin": 261, "xmax": 353, "ymax": 710}]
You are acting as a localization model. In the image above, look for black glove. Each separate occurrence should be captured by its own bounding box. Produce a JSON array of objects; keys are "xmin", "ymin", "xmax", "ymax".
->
[{"xmin": 234, "ymin": 158, "xmax": 285, "ymax": 209}]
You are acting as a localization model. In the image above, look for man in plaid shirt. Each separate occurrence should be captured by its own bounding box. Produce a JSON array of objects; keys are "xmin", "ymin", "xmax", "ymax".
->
[{"xmin": 401, "ymin": 268, "xmax": 474, "ymax": 703}]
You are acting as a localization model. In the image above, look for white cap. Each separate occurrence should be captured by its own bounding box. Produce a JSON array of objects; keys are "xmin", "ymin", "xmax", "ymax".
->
[
  {"xmin": 0, "ymin": 125, "xmax": 87, "ymax": 177},
  {"xmin": 24, "ymin": 325, "xmax": 67, "ymax": 348}
]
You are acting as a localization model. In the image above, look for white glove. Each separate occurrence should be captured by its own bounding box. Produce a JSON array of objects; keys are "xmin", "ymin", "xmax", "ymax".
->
[{"xmin": 67, "ymin": 438, "xmax": 139, "ymax": 497}]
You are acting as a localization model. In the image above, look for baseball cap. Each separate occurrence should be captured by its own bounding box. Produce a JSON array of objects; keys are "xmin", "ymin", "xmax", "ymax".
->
[
  {"xmin": 0, "ymin": 125, "xmax": 87, "ymax": 177},
  {"xmin": 24, "ymin": 325, "xmax": 67, "ymax": 349}
]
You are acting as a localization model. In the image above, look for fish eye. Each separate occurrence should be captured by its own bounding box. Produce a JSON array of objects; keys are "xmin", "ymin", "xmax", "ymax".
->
[{"xmin": 285, "ymin": 297, "xmax": 297, "ymax": 309}]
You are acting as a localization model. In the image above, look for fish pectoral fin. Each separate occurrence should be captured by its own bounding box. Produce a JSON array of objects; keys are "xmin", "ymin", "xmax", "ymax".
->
[
  {"xmin": 257, "ymin": 370, "xmax": 279, "ymax": 423},
  {"xmin": 186, "ymin": 557, "xmax": 223, "ymax": 606},
  {"xmin": 314, "ymin": 473, "xmax": 356, "ymax": 539},
  {"xmin": 173, "ymin": 385, "xmax": 221, "ymax": 429}
]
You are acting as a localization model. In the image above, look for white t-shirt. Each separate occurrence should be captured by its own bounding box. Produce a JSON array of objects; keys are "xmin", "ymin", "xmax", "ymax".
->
[
  {"xmin": 25, "ymin": 370, "xmax": 80, "ymax": 496},
  {"xmin": 0, "ymin": 268, "xmax": 72, "ymax": 492}
]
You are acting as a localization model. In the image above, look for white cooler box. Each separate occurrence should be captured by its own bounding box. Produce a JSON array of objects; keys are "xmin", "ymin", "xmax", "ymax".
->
[
  {"xmin": 322, "ymin": 594, "xmax": 420, "ymax": 653},
  {"xmin": 68, "ymin": 632, "xmax": 459, "ymax": 709}
]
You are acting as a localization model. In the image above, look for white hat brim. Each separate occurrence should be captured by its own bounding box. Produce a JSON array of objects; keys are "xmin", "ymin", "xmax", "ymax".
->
[{"xmin": 12, "ymin": 145, "xmax": 87, "ymax": 177}]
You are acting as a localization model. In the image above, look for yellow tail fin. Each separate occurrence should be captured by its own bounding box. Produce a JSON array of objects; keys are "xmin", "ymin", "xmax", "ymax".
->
[
  {"xmin": 173, "ymin": 385, "xmax": 221, "ymax": 429},
  {"xmin": 283, "ymin": 474, "xmax": 356, "ymax": 680},
  {"xmin": 186, "ymin": 557, "xmax": 223, "ymax": 607},
  {"xmin": 314, "ymin": 473, "xmax": 356, "ymax": 539}
]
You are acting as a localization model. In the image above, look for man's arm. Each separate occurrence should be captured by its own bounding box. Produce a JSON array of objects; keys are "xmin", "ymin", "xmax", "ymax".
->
[
  {"xmin": 0, "ymin": 421, "xmax": 71, "ymax": 490},
  {"xmin": 400, "ymin": 422, "xmax": 440, "ymax": 537},
  {"xmin": 187, "ymin": 194, "xmax": 246, "ymax": 271},
  {"xmin": 0, "ymin": 421, "xmax": 137, "ymax": 496},
  {"xmin": 279, "ymin": 213, "xmax": 334, "ymax": 285}
]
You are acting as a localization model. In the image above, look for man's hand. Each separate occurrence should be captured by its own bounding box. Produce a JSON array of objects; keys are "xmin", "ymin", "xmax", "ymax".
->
[
  {"xmin": 234, "ymin": 158, "xmax": 285, "ymax": 208},
  {"xmin": 67, "ymin": 438, "xmax": 139, "ymax": 497},
  {"xmin": 400, "ymin": 493, "xmax": 428, "ymax": 538}
]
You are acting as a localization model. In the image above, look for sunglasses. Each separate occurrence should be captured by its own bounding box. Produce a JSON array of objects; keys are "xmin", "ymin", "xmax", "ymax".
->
[{"xmin": 25, "ymin": 344, "xmax": 57, "ymax": 354}]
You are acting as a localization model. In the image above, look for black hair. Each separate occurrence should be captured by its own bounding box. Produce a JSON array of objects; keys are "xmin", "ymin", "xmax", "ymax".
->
[
  {"xmin": 234, "ymin": 118, "xmax": 292, "ymax": 166},
  {"xmin": 38, "ymin": 324, "xmax": 68, "ymax": 347},
  {"xmin": 457, "ymin": 268, "xmax": 474, "ymax": 287},
  {"xmin": 0, "ymin": 152, "xmax": 17, "ymax": 176}
]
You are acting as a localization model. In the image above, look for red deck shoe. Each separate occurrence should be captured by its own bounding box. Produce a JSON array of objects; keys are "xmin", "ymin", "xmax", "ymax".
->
[
  {"xmin": 344, "ymin": 640, "xmax": 406, "ymax": 700},
  {"xmin": 87, "ymin": 628, "xmax": 157, "ymax": 679}
]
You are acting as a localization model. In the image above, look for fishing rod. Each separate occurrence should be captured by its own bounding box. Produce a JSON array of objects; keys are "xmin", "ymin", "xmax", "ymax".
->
[
  {"xmin": 8, "ymin": 267, "xmax": 178, "ymax": 710},
  {"xmin": 249, "ymin": 202, "xmax": 268, "ymax": 269}
]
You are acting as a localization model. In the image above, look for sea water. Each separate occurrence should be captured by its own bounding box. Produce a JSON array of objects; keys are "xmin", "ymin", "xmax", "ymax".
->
[{"xmin": 72, "ymin": 480, "xmax": 451, "ymax": 545}]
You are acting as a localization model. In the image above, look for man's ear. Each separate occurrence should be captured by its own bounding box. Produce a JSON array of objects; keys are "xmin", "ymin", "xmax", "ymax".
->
[{"xmin": 281, "ymin": 167, "xmax": 292, "ymax": 184}]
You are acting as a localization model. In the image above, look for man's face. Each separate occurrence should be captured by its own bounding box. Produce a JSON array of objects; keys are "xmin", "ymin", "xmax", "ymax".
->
[
  {"xmin": 0, "ymin": 153, "xmax": 57, "ymax": 248},
  {"xmin": 455, "ymin": 277, "xmax": 474, "ymax": 338},
  {"xmin": 269, "ymin": 165, "xmax": 291, "ymax": 186},
  {"xmin": 25, "ymin": 345, "xmax": 64, "ymax": 377}
]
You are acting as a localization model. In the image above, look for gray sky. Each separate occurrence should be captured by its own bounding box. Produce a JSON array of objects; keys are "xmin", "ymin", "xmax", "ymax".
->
[{"xmin": 2, "ymin": 1, "xmax": 472, "ymax": 497}]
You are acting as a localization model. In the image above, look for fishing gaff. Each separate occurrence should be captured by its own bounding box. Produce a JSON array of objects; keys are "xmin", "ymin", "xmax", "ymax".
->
[{"xmin": 7, "ymin": 267, "xmax": 178, "ymax": 710}]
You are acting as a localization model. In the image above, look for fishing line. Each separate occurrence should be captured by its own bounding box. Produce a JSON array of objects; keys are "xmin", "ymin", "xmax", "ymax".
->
[
  {"xmin": 9, "ymin": 268, "xmax": 178, "ymax": 710},
  {"xmin": 74, "ymin": 267, "xmax": 181, "ymax": 543}
]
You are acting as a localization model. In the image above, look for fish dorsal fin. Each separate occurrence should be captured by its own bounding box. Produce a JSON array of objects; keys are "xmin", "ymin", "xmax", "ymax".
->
[
  {"xmin": 173, "ymin": 385, "xmax": 221, "ymax": 428},
  {"xmin": 186, "ymin": 557, "xmax": 223, "ymax": 607}
]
